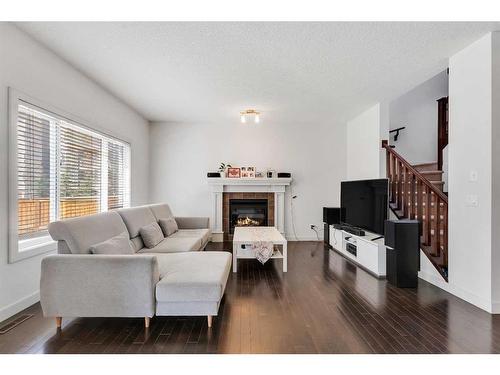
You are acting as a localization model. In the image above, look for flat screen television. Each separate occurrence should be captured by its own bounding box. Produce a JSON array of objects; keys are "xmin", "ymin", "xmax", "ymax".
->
[{"xmin": 340, "ymin": 178, "xmax": 388, "ymax": 235}]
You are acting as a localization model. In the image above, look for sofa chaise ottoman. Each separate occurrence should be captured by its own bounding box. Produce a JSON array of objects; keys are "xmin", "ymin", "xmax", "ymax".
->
[{"xmin": 41, "ymin": 203, "xmax": 231, "ymax": 329}]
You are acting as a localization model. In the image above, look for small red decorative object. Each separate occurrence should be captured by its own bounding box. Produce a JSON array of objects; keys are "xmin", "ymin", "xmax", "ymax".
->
[{"xmin": 227, "ymin": 167, "xmax": 241, "ymax": 178}]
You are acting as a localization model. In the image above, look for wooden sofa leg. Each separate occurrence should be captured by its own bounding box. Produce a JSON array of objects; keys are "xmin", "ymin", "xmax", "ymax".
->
[
  {"xmin": 56, "ymin": 317, "xmax": 62, "ymax": 329},
  {"xmin": 145, "ymin": 317, "xmax": 150, "ymax": 328},
  {"xmin": 207, "ymin": 315, "xmax": 213, "ymax": 328}
]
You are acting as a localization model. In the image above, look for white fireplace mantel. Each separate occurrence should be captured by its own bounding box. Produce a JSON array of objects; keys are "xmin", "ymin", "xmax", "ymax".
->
[{"xmin": 207, "ymin": 177, "xmax": 292, "ymax": 242}]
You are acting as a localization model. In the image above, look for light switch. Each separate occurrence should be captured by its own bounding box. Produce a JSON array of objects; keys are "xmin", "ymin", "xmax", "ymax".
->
[
  {"xmin": 470, "ymin": 171, "xmax": 478, "ymax": 182},
  {"xmin": 466, "ymin": 194, "xmax": 478, "ymax": 207}
]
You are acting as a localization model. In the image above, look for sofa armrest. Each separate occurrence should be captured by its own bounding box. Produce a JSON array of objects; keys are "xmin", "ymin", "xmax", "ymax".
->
[
  {"xmin": 175, "ymin": 216, "xmax": 210, "ymax": 229},
  {"xmin": 40, "ymin": 254, "xmax": 159, "ymax": 318}
]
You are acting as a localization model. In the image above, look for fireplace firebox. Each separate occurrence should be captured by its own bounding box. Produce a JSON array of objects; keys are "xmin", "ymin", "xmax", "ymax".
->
[{"xmin": 229, "ymin": 199, "xmax": 268, "ymax": 234}]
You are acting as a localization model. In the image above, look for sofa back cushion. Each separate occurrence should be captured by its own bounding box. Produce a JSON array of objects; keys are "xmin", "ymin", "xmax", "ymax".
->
[
  {"xmin": 48, "ymin": 211, "xmax": 129, "ymax": 254},
  {"xmin": 116, "ymin": 205, "xmax": 157, "ymax": 251},
  {"xmin": 89, "ymin": 231, "xmax": 135, "ymax": 255},
  {"xmin": 149, "ymin": 203, "xmax": 174, "ymax": 221}
]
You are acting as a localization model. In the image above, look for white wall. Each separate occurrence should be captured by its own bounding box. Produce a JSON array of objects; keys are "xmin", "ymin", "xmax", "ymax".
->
[
  {"xmin": 491, "ymin": 33, "xmax": 500, "ymax": 313},
  {"xmin": 346, "ymin": 103, "xmax": 388, "ymax": 180},
  {"xmin": 149, "ymin": 120, "xmax": 346, "ymax": 240},
  {"xmin": 446, "ymin": 32, "xmax": 495, "ymax": 312},
  {"xmin": 379, "ymin": 103, "xmax": 390, "ymax": 178},
  {"xmin": 0, "ymin": 23, "xmax": 150, "ymax": 322},
  {"xmin": 389, "ymin": 71, "xmax": 448, "ymax": 166}
]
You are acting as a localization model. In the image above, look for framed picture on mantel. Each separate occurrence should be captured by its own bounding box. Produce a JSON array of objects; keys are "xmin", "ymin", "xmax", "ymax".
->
[
  {"xmin": 227, "ymin": 167, "xmax": 241, "ymax": 178},
  {"xmin": 241, "ymin": 166, "xmax": 255, "ymax": 178}
]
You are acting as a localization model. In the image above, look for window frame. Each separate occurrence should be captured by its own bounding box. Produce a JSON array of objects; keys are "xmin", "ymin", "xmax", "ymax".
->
[{"xmin": 8, "ymin": 88, "xmax": 132, "ymax": 263}]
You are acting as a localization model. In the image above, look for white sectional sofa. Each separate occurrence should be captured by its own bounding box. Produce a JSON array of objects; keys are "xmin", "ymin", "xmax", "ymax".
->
[{"xmin": 41, "ymin": 203, "xmax": 231, "ymax": 329}]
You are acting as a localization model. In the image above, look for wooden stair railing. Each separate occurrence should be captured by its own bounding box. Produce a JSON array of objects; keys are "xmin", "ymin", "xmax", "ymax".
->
[{"xmin": 382, "ymin": 140, "xmax": 448, "ymax": 281}]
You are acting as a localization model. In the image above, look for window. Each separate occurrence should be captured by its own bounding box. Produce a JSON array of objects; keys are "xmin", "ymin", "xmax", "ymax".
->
[{"xmin": 10, "ymin": 93, "xmax": 131, "ymax": 262}]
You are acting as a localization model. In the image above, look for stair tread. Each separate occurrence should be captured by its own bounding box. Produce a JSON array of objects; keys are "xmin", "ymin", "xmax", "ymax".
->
[
  {"xmin": 412, "ymin": 162, "xmax": 440, "ymax": 173},
  {"xmin": 413, "ymin": 162, "xmax": 438, "ymax": 167},
  {"xmin": 420, "ymin": 170, "xmax": 443, "ymax": 174}
]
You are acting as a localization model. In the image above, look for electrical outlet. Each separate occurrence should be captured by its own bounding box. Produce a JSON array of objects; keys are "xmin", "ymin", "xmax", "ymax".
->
[
  {"xmin": 466, "ymin": 194, "xmax": 478, "ymax": 207},
  {"xmin": 470, "ymin": 171, "xmax": 478, "ymax": 182},
  {"xmin": 310, "ymin": 224, "xmax": 316, "ymax": 230}
]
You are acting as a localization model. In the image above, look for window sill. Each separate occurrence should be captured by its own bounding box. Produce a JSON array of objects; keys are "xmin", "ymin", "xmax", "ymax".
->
[{"xmin": 10, "ymin": 236, "xmax": 57, "ymax": 263}]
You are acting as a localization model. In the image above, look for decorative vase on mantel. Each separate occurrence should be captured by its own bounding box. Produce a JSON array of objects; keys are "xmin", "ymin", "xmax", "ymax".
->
[{"xmin": 219, "ymin": 162, "xmax": 231, "ymax": 178}]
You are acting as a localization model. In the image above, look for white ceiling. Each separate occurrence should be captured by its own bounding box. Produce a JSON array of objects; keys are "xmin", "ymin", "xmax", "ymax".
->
[{"xmin": 15, "ymin": 22, "xmax": 500, "ymax": 124}]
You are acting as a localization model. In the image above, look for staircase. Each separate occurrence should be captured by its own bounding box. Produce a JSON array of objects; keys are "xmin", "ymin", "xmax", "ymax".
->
[
  {"xmin": 382, "ymin": 141, "xmax": 448, "ymax": 281},
  {"xmin": 412, "ymin": 162, "xmax": 445, "ymax": 192}
]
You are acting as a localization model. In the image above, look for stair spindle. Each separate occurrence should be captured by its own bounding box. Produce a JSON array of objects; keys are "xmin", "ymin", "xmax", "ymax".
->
[
  {"xmin": 443, "ymin": 206, "xmax": 448, "ymax": 266},
  {"xmin": 409, "ymin": 174, "xmax": 415, "ymax": 219},
  {"xmin": 397, "ymin": 161, "xmax": 403, "ymax": 210},
  {"xmin": 432, "ymin": 193, "xmax": 441, "ymax": 257},
  {"xmin": 416, "ymin": 179, "xmax": 423, "ymax": 223},
  {"xmin": 402, "ymin": 165, "xmax": 408, "ymax": 217}
]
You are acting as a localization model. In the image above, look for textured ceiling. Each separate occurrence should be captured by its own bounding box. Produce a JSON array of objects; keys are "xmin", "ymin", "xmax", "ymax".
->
[{"xmin": 15, "ymin": 22, "xmax": 500, "ymax": 124}]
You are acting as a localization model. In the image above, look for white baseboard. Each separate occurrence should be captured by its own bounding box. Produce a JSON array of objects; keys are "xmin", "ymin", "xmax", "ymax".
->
[
  {"xmin": 0, "ymin": 291, "xmax": 40, "ymax": 323},
  {"xmin": 285, "ymin": 235, "xmax": 321, "ymax": 241},
  {"xmin": 446, "ymin": 284, "xmax": 493, "ymax": 313},
  {"xmin": 491, "ymin": 301, "xmax": 500, "ymax": 314},
  {"xmin": 209, "ymin": 233, "xmax": 320, "ymax": 242},
  {"xmin": 419, "ymin": 270, "xmax": 496, "ymax": 314},
  {"xmin": 418, "ymin": 270, "xmax": 451, "ymax": 293},
  {"xmin": 210, "ymin": 233, "xmax": 223, "ymax": 243}
]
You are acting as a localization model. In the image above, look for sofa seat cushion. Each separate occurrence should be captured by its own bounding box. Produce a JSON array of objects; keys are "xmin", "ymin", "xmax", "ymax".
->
[
  {"xmin": 138, "ymin": 236, "xmax": 201, "ymax": 253},
  {"xmin": 169, "ymin": 229, "xmax": 211, "ymax": 247},
  {"xmin": 155, "ymin": 252, "xmax": 232, "ymax": 302}
]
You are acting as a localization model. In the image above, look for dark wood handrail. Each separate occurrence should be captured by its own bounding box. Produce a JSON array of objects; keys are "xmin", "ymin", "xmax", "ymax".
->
[
  {"xmin": 382, "ymin": 139, "xmax": 448, "ymax": 281},
  {"xmin": 382, "ymin": 140, "xmax": 448, "ymax": 203}
]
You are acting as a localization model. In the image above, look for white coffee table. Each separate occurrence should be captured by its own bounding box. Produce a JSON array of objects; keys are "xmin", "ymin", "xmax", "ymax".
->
[{"xmin": 232, "ymin": 226, "xmax": 287, "ymax": 273}]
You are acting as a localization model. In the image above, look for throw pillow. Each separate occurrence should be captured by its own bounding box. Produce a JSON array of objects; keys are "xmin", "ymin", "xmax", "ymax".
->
[
  {"xmin": 140, "ymin": 222, "xmax": 165, "ymax": 248},
  {"xmin": 89, "ymin": 231, "xmax": 135, "ymax": 255},
  {"xmin": 159, "ymin": 218, "xmax": 179, "ymax": 237}
]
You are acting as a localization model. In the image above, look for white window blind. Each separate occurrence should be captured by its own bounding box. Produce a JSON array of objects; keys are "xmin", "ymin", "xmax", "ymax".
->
[
  {"xmin": 17, "ymin": 106, "xmax": 54, "ymax": 240},
  {"xmin": 59, "ymin": 123, "xmax": 103, "ymax": 219},
  {"xmin": 16, "ymin": 102, "xmax": 131, "ymax": 244},
  {"xmin": 107, "ymin": 140, "xmax": 130, "ymax": 210}
]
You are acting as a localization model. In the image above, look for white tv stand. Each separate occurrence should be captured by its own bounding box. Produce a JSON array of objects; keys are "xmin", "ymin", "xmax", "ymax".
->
[{"xmin": 329, "ymin": 225, "xmax": 386, "ymax": 278}]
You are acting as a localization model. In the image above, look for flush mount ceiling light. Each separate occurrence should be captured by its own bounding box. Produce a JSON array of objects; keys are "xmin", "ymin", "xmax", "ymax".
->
[{"xmin": 240, "ymin": 109, "xmax": 260, "ymax": 124}]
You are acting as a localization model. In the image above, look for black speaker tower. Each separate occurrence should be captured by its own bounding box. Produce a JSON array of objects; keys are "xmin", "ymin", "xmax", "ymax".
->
[
  {"xmin": 323, "ymin": 207, "xmax": 341, "ymax": 245},
  {"xmin": 384, "ymin": 219, "xmax": 420, "ymax": 288}
]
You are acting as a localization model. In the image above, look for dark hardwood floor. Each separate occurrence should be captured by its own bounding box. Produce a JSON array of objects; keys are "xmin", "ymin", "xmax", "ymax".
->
[{"xmin": 2, "ymin": 241, "xmax": 500, "ymax": 354}]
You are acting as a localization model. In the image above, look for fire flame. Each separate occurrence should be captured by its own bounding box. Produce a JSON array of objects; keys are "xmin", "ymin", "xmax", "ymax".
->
[{"xmin": 236, "ymin": 217, "xmax": 260, "ymax": 226}]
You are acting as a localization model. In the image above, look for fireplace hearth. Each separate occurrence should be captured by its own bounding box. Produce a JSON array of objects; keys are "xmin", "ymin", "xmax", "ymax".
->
[{"xmin": 229, "ymin": 199, "xmax": 268, "ymax": 234}]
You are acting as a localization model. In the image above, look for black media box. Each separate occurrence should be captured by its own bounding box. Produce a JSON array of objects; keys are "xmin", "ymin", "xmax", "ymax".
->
[{"xmin": 277, "ymin": 172, "xmax": 291, "ymax": 178}]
